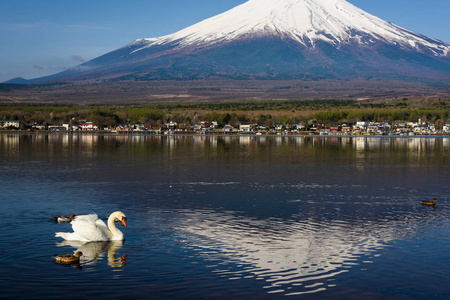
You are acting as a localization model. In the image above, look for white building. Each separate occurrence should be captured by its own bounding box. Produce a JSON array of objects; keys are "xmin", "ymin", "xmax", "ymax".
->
[
  {"xmin": 223, "ymin": 125, "xmax": 234, "ymax": 132},
  {"xmin": 292, "ymin": 124, "xmax": 306, "ymax": 131},
  {"xmin": 0, "ymin": 120, "xmax": 20, "ymax": 129},
  {"xmin": 81, "ymin": 122, "xmax": 98, "ymax": 131},
  {"xmin": 165, "ymin": 121, "xmax": 177, "ymax": 130},
  {"xmin": 239, "ymin": 124, "xmax": 252, "ymax": 132}
]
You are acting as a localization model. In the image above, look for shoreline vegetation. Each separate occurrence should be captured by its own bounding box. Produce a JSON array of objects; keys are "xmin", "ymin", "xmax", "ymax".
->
[{"xmin": 0, "ymin": 99, "xmax": 449, "ymax": 136}]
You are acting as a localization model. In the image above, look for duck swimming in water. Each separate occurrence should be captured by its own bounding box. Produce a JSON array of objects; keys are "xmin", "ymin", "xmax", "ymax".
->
[
  {"xmin": 421, "ymin": 198, "xmax": 437, "ymax": 206},
  {"xmin": 54, "ymin": 213, "xmax": 77, "ymax": 222},
  {"xmin": 53, "ymin": 251, "xmax": 83, "ymax": 264}
]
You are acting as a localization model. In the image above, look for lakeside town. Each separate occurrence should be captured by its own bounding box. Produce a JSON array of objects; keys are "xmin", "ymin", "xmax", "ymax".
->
[{"xmin": 1, "ymin": 118, "xmax": 450, "ymax": 136}]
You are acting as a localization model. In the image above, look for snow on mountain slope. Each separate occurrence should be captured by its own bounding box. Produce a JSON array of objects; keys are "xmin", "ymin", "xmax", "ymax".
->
[
  {"xmin": 19, "ymin": 0, "xmax": 450, "ymax": 84},
  {"xmin": 129, "ymin": 0, "xmax": 450, "ymax": 57}
]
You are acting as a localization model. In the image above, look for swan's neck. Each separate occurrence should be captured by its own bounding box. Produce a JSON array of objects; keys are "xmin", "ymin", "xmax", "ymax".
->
[{"xmin": 107, "ymin": 214, "xmax": 123, "ymax": 240}]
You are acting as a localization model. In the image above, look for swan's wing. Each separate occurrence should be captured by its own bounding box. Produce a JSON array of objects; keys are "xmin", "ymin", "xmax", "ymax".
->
[
  {"xmin": 71, "ymin": 214, "xmax": 109, "ymax": 241},
  {"xmin": 55, "ymin": 231, "xmax": 85, "ymax": 241},
  {"xmin": 95, "ymin": 218, "xmax": 108, "ymax": 231},
  {"xmin": 73, "ymin": 213, "xmax": 98, "ymax": 223}
]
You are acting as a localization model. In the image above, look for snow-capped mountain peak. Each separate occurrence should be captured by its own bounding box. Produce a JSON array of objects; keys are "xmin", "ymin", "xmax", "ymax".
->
[
  {"xmin": 130, "ymin": 0, "xmax": 449, "ymax": 57},
  {"xmin": 25, "ymin": 0, "xmax": 450, "ymax": 83}
]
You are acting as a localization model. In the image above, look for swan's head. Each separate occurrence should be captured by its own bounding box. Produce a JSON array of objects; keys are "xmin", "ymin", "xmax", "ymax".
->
[{"xmin": 113, "ymin": 211, "xmax": 127, "ymax": 227}]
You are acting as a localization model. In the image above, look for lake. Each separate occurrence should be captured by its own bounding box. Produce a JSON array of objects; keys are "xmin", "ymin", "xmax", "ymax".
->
[{"xmin": 1, "ymin": 133, "xmax": 449, "ymax": 299}]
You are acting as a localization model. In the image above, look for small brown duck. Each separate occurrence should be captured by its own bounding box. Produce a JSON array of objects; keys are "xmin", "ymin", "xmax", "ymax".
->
[
  {"xmin": 421, "ymin": 198, "xmax": 437, "ymax": 206},
  {"xmin": 54, "ymin": 213, "xmax": 77, "ymax": 222},
  {"xmin": 53, "ymin": 251, "xmax": 83, "ymax": 264}
]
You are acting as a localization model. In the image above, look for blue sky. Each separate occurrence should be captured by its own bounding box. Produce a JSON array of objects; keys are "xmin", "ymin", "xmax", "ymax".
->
[{"xmin": 1, "ymin": 0, "xmax": 449, "ymax": 82}]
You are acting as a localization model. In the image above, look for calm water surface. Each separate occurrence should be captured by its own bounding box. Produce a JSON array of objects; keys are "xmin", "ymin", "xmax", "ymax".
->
[{"xmin": 1, "ymin": 134, "xmax": 449, "ymax": 299}]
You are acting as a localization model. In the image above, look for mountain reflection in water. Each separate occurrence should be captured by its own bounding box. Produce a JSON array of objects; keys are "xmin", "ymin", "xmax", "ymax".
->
[
  {"xmin": 0, "ymin": 134, "xmax": 449, "ymax": 299},
  {"xmin": 174, "ymin": 205, "xmax": 417, "ymax": 296}
]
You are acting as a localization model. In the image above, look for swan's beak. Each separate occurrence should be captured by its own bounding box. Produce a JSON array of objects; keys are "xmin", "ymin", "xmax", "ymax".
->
[{"xmin": 121, "ymin": 217, "xmax": 127, "ymax": 227}]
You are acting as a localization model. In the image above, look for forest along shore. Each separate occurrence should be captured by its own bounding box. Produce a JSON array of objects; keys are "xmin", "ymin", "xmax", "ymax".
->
[{"xmin": 0, "ymin": 99, "xmax": 449, "ymax": 136}]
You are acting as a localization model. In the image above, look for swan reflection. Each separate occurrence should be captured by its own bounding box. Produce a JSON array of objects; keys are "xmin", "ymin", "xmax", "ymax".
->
[{"xmin": 56, "ymin": 240, "xmax": 126, "ymax": 268}]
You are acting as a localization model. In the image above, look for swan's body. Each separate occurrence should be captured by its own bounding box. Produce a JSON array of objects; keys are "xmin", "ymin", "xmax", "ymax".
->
[
  {"xmin": 421, "ymin": 198, "xmax": 437, "ymax": 206},
  {"xmin": 53, "ymin": 251, "xmax": 83, "ymax": 264},
  {"xmin": 54, "ymin": 213, "xmax": 77, "ymax": 222},
  {"xmin": 55, "ymin": 211, "xmax": 127, "ymax": 242}
]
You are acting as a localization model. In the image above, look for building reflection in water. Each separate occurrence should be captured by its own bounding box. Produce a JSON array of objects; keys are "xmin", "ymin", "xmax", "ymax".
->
[{"xmin": 1, "ymin": 135, "xmax": 448, "ymax": 170}]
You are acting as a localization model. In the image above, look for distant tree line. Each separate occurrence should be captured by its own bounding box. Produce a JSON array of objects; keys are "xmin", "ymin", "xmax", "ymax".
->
[{"xmin": 0, "ymin": 99, "xmax": 449, "ymax": 130}]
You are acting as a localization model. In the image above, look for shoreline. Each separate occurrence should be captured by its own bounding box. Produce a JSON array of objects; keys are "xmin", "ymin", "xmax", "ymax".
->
[{"xmin": 1, "ymin": 130, "xmax": 450, "ymax": 138}]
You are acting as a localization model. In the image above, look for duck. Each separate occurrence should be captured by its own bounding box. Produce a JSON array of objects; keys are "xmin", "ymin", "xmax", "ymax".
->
[
  {"xmin": 55, "ymin": 211, "xmax": 127, "ymax": 242},
  {"xmin": 421, "ymin": 198, "xmax": 437, "ymax": 206},
  {"xmin": 54, "ymin": 213, "xmax": 77, "ymax": 222},
  {"xmin": 53, "ymin": 251, "xmax": 83, "ymax": 264}
]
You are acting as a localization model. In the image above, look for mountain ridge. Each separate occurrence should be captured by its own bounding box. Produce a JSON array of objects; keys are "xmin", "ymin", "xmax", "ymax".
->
[{"xmin": 7, "ymin": 0, "xmax": 450, "ymax": 84}]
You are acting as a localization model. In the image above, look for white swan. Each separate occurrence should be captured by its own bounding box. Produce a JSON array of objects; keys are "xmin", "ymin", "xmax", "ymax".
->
[{"xmin": 55, "ymin": 211, "xmax": 127, "ymax": 242}]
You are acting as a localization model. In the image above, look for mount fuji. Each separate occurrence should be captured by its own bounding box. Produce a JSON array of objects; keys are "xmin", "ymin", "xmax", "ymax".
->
[{"xmin": 20, "ymin": 0, "xmax": 450, "ymax": 83}]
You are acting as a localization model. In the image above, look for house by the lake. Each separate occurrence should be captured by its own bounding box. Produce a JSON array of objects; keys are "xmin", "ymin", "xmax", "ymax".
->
[
  {"xmin": 81, "ymin": 122, "xmax": 98, "ymax": 131},
  {"xmin": 0, "ymin": 120, "xmax": 20, "ymax": 129}
]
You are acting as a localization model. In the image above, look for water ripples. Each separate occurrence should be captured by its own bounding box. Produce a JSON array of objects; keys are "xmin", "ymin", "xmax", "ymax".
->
[
  {"xmin": 1, "ymin": 135, "xmax": 450, "ymax": 299},
  {"xmin": 173, "ymin": 209, "xmax": 398, "ymax": 296}
]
